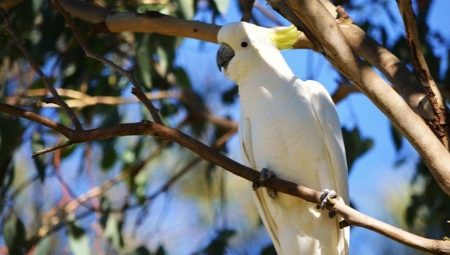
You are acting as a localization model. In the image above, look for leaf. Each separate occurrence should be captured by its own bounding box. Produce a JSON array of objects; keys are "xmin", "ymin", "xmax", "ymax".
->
[
  {"xmin": 136, "ymin": 34, "xmax": 153, "ymax": 88},
  {"xmin": 34, "ymin": 237, "xmax": 52, "ymax": 255},
  {"xmin": 213, "ymin": 0, "xmax": 229, "ymax": 15},
  {"xmin": 104, "ymin": 214, "xmax": 124, "ymax": 250},
  {"xmin": 198, "ymin": 229, "xmax": 235, "ymax": 255},
  {"xmin": 390, "ymin": 124, "xmax": 403, "ymax": 152},
  {"xmin": 68, "ymin": 221, "xmax": 91, "ymax": 255},
  {"xmin": 177, "ymin": 0, "xmax": 194, "ymax": 20},
  {"xmin": 341, "ymin": 127, "xmax": 373, "ymax": 172},
  {"xmin": 31, "ymin": 133, "xmax": 47, "ymax": 182},
  {"xmin": 99, "ymin": 197, "xmax": 111, "ymax": 229},
  {"xmin": 3, "ymin": 214, "xmax": 27, "ymax": 254},
  {"xmin": 160, "ymin": 102, "xmax": 179, "ymax": 116},
  {"xmin": 0, "ymin": 115, "xmax": 24, "ymax": 187},
  {"xmin": 221, "ymin": 85, "xmax": 238, "ymax": 105},
  {"xmin": 132, "ymin": 246, "xmax": 151, "ymax": 255},
  {"xmin": 173, "ymin": 67, "xmax": 192, "ymax": 89},
  {"xmin": 154, "ymin": 246, "xmax": 166, "ymax": 255},
  {"xmin": 100, "ymin": 139, "xmax": 117, "ymax": 170},
  {"xmin": 260, "ymin": 244, "xmax": 277, "ymax": 255},
  {"xmin": 156, "ymin": 45, "xmax": 169, "ymax": 76}
]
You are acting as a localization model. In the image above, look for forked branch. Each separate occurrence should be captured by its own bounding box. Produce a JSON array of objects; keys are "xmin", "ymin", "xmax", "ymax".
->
[{"xmin": 0, "ymin": 104, "xmax": 449, "ymax": 253}]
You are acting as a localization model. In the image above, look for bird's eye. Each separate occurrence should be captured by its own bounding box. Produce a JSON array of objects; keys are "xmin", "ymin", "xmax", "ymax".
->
[{"xmin": 241, "ymin": 41, "xmax": 248, "ymax": 48}]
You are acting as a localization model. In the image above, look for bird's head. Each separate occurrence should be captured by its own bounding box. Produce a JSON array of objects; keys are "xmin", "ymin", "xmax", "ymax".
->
[{"xmin": 216, "ymin": 22, "xmax": 299, "ymax": 83}]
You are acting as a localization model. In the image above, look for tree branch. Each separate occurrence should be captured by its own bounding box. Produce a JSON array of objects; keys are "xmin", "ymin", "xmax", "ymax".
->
[
  {"xmin": 55, "ymin": 0, "xmax": 435, "ymax": 123},
  {"xmin": 0, "ymin": 8, "xmax": 83, "ymax": 130},
  {"xmin": 0, "ymin": 105, "xmax": 449, "ymax": 253},
  {"xmin": 266, "ymin": 0, "xmax": 450, "ymax": 196},
  {"xmin": 5, "ymin": 88, "xmax": 181, "ymax": 108},
  {"xmin": 54, "ymin": 0, "xmax": 163, "ymax": 125},
  {"xmin": 0, "ymin": 103, "xmax": 72, "ymax": 138},
  {"xmin": 398, "ymin": 0, "xmax": 449, "ymax": 149}
]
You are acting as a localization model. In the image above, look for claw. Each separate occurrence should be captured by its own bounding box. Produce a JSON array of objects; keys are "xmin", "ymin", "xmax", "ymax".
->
[
  {"xmin": 252, "ymin": 168, "xmax": 277, "ymax": 198},
  {"xmin": 318, "ymin": 189, "xmax": 337, "ymax": 210}
]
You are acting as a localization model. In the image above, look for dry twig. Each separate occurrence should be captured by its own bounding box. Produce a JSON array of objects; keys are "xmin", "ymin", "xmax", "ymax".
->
[
  {"xmin": 1, "ymin": 103, "xmax": 449, "ymax": 253},
  {"xmin": 0, "ymin": 8, "xmax": 83, "ymax": 130},
  {"xmin": 53, "ymin": 0, "xmax": 163, "ymax": 124}
]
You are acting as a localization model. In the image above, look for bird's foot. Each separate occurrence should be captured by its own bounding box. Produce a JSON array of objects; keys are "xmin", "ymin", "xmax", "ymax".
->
[
  {"xmin": 317, "ymin": 189, "xmax": 337, "ymax": 210},
  {"xmin": 252, "ymin": 168, "xmax": 277, "ymax": 198}
]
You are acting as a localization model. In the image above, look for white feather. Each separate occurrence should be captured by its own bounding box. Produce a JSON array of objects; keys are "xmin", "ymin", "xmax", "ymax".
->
[{"xmin": 219, "ymin": 22, "xmax": 349, "ymax": 255}]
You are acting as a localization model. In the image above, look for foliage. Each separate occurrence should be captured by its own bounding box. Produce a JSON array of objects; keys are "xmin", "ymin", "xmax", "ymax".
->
[{"xmin": 0, "ymin": 0, "xmax": 449, "ymax": 254}]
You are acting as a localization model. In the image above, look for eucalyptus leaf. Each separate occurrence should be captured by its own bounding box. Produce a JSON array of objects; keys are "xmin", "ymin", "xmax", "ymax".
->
[
  {"xmin": 68, "ymin": 221, "xmax": 91, "ymax": 255},
  {"xmin": 104, "ymin": 214, "xmax": 124, "ymax": 250},
  {"xmin": 342, "ymin": 127, "xmax": 373, "ymax": 171},
  {"xmin": 213, "ymin": 0, "xmax": 229, "ymax": 15},
  {"xmin": 3, "ymin": 214, "xmax": 27, "ymax": 255},
  {"xmin": 136, "ymin": 34, "xmax": 153, "ymax": 88}
]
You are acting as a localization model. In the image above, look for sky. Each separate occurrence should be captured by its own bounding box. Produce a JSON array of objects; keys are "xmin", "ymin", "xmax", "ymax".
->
[
  {"xmin": 175, "ymin": 0, "xmax": 450, "ymax": 254},
  {"xmin": 8, "ymin": 1, "xmax": 449, "ymax": 254}
]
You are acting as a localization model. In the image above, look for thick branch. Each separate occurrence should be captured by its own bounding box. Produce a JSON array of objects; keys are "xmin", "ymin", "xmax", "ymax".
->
[
  {"xmin": 54, "ymin": 0, "xmax": 163, "ymax": 125},
  {"xmin": 267, "ymin": 0, "xmax": 450, "ymax": 196},
  {"xmin": 56, "ymin": 0, "xmax": 437, "ymax": 123},
  {"xmin": 1, "ymin": 104, "xmax": 449, "ymax": 253},
  {"xmin": 398, "ymin": 0, "xmax": 448, "ymax": 148}
]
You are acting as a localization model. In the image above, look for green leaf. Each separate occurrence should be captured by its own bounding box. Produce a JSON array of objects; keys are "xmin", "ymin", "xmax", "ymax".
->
[
  {"xmin": 198, "ymin": 229, "xmax": 235, "ymax": 255},
  {"xmin": 260, "ymin": 244, "xmax": 277, "ymax": 255},
  {"xmin": 160, "ymin": 102, "xmax": 179, "ymax": 116},
  {"xmin": 133, "ymin": 167, "xmax": 152, "ymax": 200},
  {"xmin": 104, "ymin": 214, "xmax": 124, "ymax": 250},
  {"xmin": 136, "ymin": 34, "xmax": 153, "ymax": 88},
  {"xmin": 31, "ymin": 133, "xmax": 47, "ymax": 182},
  {"xmin": 33, "ymin": 236, "xmax": 52, "ymax": 255},
  {"xmin": 68, "ymin": 221, "xmax": 91, "ymax": 255},
  {"xmin": 100, "ymin": 140, "xmax": 117, "ymax": 170},
  {"xmin": 156, "ymin": 45, "xmax": 169, "ymax": 76},
  {"xmin": 132, "ymin": 246, "xmax": 151, "ymax": 255},
  {"xmin": 154, "ymin": 246, "xmax": 166, "ymax": 255},
  {"xmin": 221, "ymin": 85, "xmax": 238, "ymax": 105},
  {"xmin": 390, "ymin": 124, "xmax": 403, "ymax": 152},
  {"xmin": 3, "ymin": 214, "xmax": 27, "ymax": 254},
  {"xmin": 99, "ymin": 197, "xmax": 111, "ymax": 229},
  {"xmin": 0, "ymin": 115, "xmax": 24, "ymax": 188},
  {"xmin": 177, "ymin": 0, "xmax": 194, "ymax": 20},
  {"xmin": 342, "ymin": 127, "xmax": 373, "ymax": 171},
  {"xmin": 213, "ymin": 0, "xmax": 229, "ymax": 15},
  {"xmin": 173, "ymin": 67, "xmax": 192, "ymax": 89}
]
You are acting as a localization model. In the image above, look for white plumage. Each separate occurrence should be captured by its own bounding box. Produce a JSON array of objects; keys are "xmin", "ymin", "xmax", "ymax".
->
[{"xmin": 217, "ymin": 22, "xmax": 349, "ymax": 254}]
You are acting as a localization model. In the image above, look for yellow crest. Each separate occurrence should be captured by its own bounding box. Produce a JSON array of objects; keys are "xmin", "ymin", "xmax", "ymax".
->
[{"xmin": 271, "ymin": 25, "xmax": 300, "ymax": 50}]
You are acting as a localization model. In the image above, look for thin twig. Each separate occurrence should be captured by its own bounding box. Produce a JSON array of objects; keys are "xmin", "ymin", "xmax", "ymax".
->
[
  {"xmin": 0, "ymin": 103, "xmax": 72, "ymax": 137},
  {"xmin": 53, "ymin": 0, "xmax": 163, "ymax": 125},
  {"xmin": 331, "ymin": 82, "xmax": 359, "ymax": 104},
  {"xmin": 398, "ymin": 0, "xmax": 449, "ymax": 149},
  {"xmin": 32, "ymin": 141, "xmax": 73, "ymax": 157},
  {"xmin": 0, "ymin": 8, "xmax": 83, "ymax": 130},
  {"xmin": 6, "ymin": 88, "xmax": 180, "ymax": 108}
]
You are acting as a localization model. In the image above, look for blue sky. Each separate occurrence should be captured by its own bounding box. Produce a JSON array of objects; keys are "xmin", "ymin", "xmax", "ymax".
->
[
  {"xmin": 175, "ymin": 0, "xmax": 450, "ymax": 254},
  {"xmin": 9, "ymin": 1, "xmax": 448, "ymax": 254}
]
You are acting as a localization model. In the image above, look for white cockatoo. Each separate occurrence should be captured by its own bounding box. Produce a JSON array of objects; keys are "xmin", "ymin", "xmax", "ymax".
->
[{"xmin": 216, "ymin": 22, "xmax": 350, "ymax": 254}]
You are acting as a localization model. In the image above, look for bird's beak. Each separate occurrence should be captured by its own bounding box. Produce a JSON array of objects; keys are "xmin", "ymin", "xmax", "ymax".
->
[{"xmin": 216, "ymin": 44, "xmax": 235, "ymax": 72}]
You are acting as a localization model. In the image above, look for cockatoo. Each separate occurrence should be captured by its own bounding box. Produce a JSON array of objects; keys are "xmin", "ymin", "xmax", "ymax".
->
[{"xmin": 216, "ymin": 22, "xmax": 349, "ymax": 254}]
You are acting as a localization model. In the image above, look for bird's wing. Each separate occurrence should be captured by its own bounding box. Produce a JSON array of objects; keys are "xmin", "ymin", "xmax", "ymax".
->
[
  {"xmin": 304, "ymin": 80, "xmax": 349, "ymax": 203},
  {"xmin": 239, "ymin": 117, "xmax": 256, "ymax": 168},
  {"xmin": 239, "ymin": 117, "xmax": 281, "ymax": 252}
]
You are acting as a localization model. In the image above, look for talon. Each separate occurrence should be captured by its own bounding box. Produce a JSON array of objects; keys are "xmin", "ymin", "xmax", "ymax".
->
[
  {"xmin": 318, "ymin": 189, "xmax": 337, "ymax": 210},
  {"xmin": 253, "ymin": 168, "xmax": 277, "ymax": 198}
]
